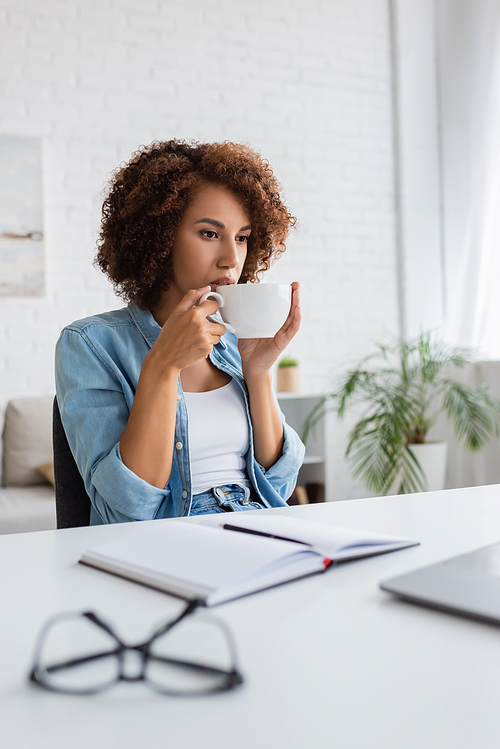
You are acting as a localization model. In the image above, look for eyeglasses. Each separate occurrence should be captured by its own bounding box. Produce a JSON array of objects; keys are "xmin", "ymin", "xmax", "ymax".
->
[{"xmin": 29, "ymin": 600, "xmax": 243, "ymax": 696}]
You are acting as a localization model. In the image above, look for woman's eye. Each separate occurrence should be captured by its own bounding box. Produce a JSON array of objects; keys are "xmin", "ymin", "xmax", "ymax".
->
[
  {"xmin": 236, "ymin": 235, "xmax": 250, "ymax": 243},
  {"xmin": 201, "ymin": 230, "xmax": 218, "ymax": 239}
]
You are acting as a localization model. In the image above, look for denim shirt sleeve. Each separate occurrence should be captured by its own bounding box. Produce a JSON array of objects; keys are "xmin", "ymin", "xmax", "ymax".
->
[
  {"xmin": 254, "ymin": 420, "xmax": 305, "ymax": 498},
  {"xmin": 250, "ymin": 403, "xmax": 305, "ymax": 505},
  {"xmin": 55, "ymin": 328, "xmax": 172, "ymax": 523}
]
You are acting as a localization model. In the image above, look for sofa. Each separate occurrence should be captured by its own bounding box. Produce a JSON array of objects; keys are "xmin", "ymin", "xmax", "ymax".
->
[{"xmin": 0, "ymin": 396, "xmax": 56, "ymax": 534}]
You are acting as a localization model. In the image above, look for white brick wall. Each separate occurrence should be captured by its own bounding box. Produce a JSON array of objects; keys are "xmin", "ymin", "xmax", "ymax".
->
[{"xmin": 0, "ymin": 0, "xmax": 399, "ymax": 500}]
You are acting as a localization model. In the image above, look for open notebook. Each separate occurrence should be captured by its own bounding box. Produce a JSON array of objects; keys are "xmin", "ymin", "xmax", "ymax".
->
[{"xmin": 80, "ymin": 514, "xmax": 418, "ymax": 606}]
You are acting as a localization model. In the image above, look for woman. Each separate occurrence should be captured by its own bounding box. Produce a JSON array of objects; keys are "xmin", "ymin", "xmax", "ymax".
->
[{"xmin": 55, "ymin": 139, "xmax": 305, "ymax": 524}]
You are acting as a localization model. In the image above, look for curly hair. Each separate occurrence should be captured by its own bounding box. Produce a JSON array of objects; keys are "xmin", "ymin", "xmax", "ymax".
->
[{"xmin": 94, "ymin": 139, "xmax": 296, "ymax": 308}]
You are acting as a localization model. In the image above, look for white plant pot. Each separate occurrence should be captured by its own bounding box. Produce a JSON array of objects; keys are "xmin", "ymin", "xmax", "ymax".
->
[
  {"xmin": 408, "ymin": 442, "xmax": 448, "ymax": 492},
  {"xmin": 388, "ymin": 441, "xmax": 448, "ymax": 494}
]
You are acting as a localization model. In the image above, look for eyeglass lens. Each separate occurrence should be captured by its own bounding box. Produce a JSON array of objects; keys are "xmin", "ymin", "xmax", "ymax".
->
[
  {"xmin": 147, "ymin": 616, "xmax": 237, "ymax": 693},
  {"xmin": 33, "ymin": 611, "xmax": 240, "ymax": 695},
  {"xmin": 35, "ymin": 613, "xmax": 120, "ymax": 692}
]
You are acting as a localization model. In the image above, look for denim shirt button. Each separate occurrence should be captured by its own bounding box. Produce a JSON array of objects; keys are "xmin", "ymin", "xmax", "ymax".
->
[
  {"xmin": 177, "ymin": 394, "xmax": 181, "ymax": 400},
  {"xmin": 175, "ymin": 442, "xmax": 183, "ymax": 450},
  {"xmin": 182, "ymin": 490, "xmax": 188, "ymax": 499},
  {"xmin": 215, "ymin": 487, "xmax": 224, "ymax": 499}
]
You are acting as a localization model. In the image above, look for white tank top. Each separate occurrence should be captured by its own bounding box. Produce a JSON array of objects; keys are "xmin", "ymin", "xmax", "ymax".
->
[{"xmin": 183, "ymin": 379, "xmax": 250, "ymax": 495}]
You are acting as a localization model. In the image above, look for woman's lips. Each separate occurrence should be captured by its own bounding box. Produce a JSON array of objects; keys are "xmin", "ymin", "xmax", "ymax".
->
[{"xmin": 210, "ymin": 277, "xmax": 236, "ymax": 291}]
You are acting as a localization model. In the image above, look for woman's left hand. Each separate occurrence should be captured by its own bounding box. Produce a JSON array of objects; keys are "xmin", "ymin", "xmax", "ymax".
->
[{"xmin": 238, "ymin": 281, "xmax": 301, "ymax": 379}]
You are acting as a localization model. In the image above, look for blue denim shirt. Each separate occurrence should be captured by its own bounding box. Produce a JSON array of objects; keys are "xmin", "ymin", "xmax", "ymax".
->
[{"xmin": 55, "ymin": 304, "xmax": 305, "ymax": 525}]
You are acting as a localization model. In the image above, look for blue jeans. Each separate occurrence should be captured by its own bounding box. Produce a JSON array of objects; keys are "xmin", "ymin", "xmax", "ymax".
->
[{"xmin": 189, "ymin": 484, "xmax": 263, "ymax": 516}]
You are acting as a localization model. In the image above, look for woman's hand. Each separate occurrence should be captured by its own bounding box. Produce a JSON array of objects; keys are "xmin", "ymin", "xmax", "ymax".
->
[
  {"xmin": 145, "ymin": 287, "xmax": 226, "ymax": 378},
  {"xmin": 238, "ymin": 282, "xmax": 300, "ymax": 468},
  {"xmin": 238, "ymin": 281, "xmax": 301, "ymax": 381}
]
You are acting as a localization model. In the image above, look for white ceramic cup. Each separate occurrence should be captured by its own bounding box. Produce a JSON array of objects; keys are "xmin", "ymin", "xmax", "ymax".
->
[{"xmin": 200, "ymin": 283, "xmax": 292, "ymax": 338}]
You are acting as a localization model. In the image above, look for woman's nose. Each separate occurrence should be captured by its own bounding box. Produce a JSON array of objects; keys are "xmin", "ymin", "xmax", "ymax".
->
[{"xmin": 218, "ymin": 240, "xmax": 240, "ymax": 268}]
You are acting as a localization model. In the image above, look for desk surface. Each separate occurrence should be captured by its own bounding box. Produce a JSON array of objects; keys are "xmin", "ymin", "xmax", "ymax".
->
[{"xmin": 2, "ymin": 485, "xmax": 500, "ymax": 749}]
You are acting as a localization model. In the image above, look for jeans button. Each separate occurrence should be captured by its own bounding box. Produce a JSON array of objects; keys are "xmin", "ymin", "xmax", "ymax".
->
[
  {"xmin": 182, "ymin": 490, "xmax": 188, "ymax": 499},
  {"xmin": 215, "ymin": 487, "xmax": 224, "ymax": 499}
]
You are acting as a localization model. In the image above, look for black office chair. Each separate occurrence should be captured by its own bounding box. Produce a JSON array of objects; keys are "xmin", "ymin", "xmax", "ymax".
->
[{"xmin": 53, "ymin": 397, "xmax": 91, "ymax": 529}]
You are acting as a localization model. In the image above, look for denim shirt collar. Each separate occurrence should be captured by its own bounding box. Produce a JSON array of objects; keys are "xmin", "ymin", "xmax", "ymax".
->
[{"xmin": 127, "ymin": 303, "xmax": 160, "ymax": 347}]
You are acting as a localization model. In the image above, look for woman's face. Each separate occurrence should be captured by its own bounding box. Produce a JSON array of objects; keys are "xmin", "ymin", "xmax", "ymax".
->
[{"xmin": 169, "ymin": 183, "xmax": 251, "ymax": 299}]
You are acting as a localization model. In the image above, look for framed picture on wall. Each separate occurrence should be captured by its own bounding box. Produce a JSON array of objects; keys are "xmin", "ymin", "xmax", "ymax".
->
[{"xmin": 0, "ymin": 135, "xmax": 44, "ymax": 296}]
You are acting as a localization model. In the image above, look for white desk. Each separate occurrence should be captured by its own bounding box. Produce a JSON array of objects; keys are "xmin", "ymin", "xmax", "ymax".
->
[{"xmin": 2, "ymin": 485, "xmax": 500, "ymax": 749}]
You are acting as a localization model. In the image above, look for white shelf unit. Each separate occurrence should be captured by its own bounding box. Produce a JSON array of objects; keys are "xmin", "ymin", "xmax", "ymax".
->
[{"xmin": 276, "ymin": 393, "xmax": 327, "ymax": 496}]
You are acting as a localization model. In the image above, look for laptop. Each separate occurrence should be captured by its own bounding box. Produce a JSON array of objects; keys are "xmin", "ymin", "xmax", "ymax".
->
[{"xmin": 380, "ymin": 542, "xmax": 500, "ymax": 625}]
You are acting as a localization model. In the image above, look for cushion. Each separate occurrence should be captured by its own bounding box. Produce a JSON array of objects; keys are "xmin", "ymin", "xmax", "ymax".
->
[
  {"xmin": 2, "ymin": 396, "xmax": 54, "ymax": 486},
  {"xmin": 37, "ymin": 461, "xmax": 55, "ymax": 486},
  {"xmin": 0, "ymin": 485, "xmax": 56, "ymax": 534}
]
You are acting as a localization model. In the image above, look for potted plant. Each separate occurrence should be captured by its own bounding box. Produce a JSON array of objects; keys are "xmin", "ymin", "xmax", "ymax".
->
[
  {"xmin": 303, "ymin": 333, "xmax": 500, "ymax": 495},
  {"xmin": 277, "ymin": 357, "xmax": 300, "ymax": 393}
]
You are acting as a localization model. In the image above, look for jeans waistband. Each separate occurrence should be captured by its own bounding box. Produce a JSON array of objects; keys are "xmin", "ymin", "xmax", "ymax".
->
[{"xmin": 189, "ymin": 483, "xmax": 262, "ymax": 515}]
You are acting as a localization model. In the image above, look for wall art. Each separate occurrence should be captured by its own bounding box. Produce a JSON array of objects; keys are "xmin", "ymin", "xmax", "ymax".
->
[{"xmin": 0, "ymin": 135, "xmax": 44, "ymax": 296}]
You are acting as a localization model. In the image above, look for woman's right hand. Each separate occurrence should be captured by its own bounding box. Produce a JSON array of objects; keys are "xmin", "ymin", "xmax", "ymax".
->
[{"xmin": 146, "ymin": 287, "xmax": 226, "ymax": 376}]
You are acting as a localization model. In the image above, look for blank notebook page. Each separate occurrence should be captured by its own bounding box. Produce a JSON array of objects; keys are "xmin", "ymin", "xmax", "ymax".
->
[{"xmin": 85, "ymin": 521, "xmax": 310, "ymax": 591}]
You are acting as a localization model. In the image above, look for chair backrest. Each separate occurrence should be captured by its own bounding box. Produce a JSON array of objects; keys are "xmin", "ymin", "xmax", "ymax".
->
[{"xmin": 52, "ymin": 397, "xmax": 91, "ymax": 529}]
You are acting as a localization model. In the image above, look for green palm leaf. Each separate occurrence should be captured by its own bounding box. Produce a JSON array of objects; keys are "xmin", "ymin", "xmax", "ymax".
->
[{"xmin": 440, "ymin": 380, "xmax": 500, "ymax": 451}]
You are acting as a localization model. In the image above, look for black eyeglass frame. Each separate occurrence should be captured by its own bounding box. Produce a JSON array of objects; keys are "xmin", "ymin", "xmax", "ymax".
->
[{"xmin": 29, "ymin": 599, "xmax": 243, "ymax": 696}]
